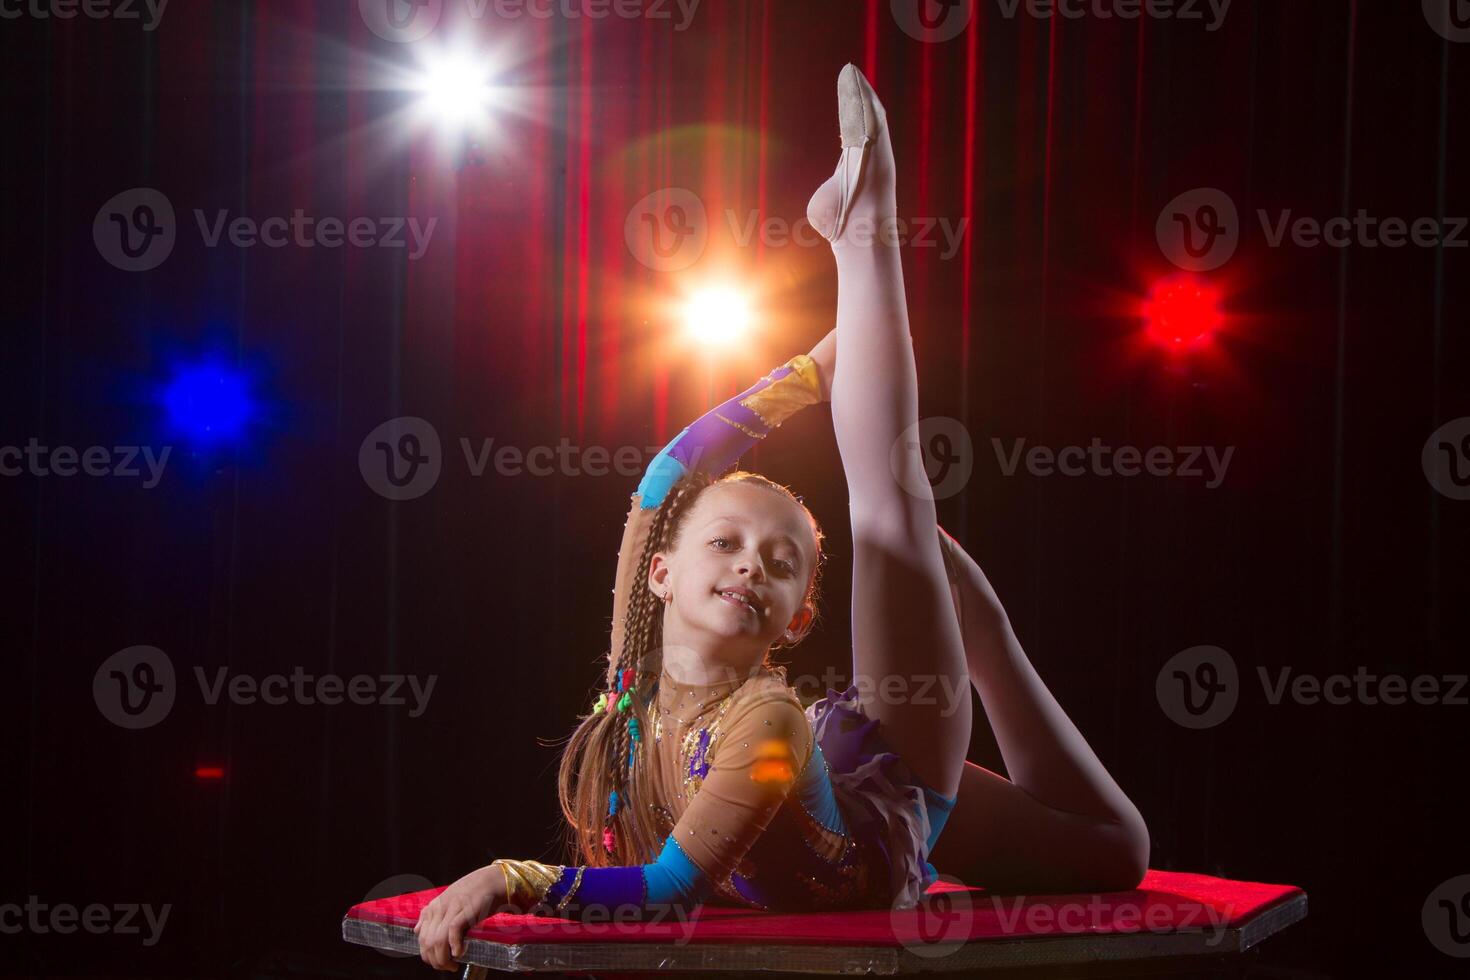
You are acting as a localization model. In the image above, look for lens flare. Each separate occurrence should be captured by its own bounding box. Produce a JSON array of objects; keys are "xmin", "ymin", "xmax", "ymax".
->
[{"xmin": 683, "ymin": 287, "xmax": 753, "ymax": 347}]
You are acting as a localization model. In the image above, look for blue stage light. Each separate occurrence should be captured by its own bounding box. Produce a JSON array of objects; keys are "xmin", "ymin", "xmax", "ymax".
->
[{"xmin": 160, "ymin": 360, "xmax": 254, "ymax": 443}]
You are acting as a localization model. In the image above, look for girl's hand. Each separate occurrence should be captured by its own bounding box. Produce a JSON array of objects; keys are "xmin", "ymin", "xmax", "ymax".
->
[{"xmin": 413, "ymin": 865, "xmax": 506, "ymax": 972}]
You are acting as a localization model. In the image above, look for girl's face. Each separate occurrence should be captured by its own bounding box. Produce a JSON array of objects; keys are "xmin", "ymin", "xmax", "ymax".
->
[{"xmin": 649, "ymin": 482, "xmax": 817, "ymax": 665}]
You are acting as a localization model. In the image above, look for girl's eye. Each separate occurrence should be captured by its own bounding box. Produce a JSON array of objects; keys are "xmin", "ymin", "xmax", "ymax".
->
[{"xmin": 711, "ymin": 536, "xmax": 795, "ymax": 573}]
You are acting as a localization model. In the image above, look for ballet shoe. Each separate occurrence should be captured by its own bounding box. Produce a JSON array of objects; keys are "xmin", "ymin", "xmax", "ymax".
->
[{"xmin": 805, "ymin": 63, "xmax": 893, "ymax": 245}]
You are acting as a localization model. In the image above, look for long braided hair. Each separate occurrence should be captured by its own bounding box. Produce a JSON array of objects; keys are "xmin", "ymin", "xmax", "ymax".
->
[{"xmin": 556, "ymin": 469, "xmax": 825, "ymax": 868}]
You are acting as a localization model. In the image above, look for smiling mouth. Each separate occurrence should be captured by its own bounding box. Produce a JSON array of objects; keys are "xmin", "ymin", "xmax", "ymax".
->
[{"xmin": 715, "ymin": 589, "xmax": 760, "ymax": 615}]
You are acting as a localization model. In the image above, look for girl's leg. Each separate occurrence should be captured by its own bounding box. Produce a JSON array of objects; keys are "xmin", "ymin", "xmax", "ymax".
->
[
  {"xmin": 811, "ymin": 66, "xmax": 971, "ymax": 800},
  {"xmin": 806, "ymin": 323, "xmax": 1149, "ymax": 888},
  {"xmin": 929, "ymin": 527, "xmax": 1150, "ymax": 892}
]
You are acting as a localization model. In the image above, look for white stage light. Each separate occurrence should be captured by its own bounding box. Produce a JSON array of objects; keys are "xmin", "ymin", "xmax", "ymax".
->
[{"xmin": 684, "ymin": 288, "xmax": 753, "ymax": 347}]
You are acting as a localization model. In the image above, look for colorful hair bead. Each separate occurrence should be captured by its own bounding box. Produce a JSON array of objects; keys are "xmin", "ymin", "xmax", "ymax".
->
[
  {"xmin": 616, "ymin": 691, "xmax": 632, "ymax": 713},
  {"xmin": 608, "ymin": 790, "xmax": 619, "ymax": 815},
  {"xmin": 619, "ymin": 668, "xmax": 634, "ymax": 692},
  {"xmin": 628, "ymin": 718, "xmax": 641, "ymax": 743},
  {"xmin": 593, "ymin": 693, "xmax": 608, "ymax": 714},
  {"xmin": 602, "ymin": 828, "xmax": 616, "ymax": 854}
]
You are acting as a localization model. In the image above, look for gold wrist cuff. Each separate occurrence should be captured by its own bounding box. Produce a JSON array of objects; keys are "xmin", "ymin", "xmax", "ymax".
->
[
  {"xmin": 490, "ymin": 858, "xmax": 564, "ymax": 912},
  {"xmin": 741, "ymin": 355, "xmax": 824, "ymax": 429}
]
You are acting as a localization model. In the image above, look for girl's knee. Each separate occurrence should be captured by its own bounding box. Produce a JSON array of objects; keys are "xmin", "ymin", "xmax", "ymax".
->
[{"xmin": 1081, "ymin": 810, "xmax": 1150, "ymax": 892}]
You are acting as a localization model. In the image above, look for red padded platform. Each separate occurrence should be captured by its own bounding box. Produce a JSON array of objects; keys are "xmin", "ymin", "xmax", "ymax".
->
[{"xmin": 343, "ymin": 870, "xmax": 1306, "ymax": 974}]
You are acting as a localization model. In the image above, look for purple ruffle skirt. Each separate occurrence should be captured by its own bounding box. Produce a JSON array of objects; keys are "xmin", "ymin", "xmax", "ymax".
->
[{"xmin": 804, "ymin": 683, "xmax": 942, "ymax": 910}]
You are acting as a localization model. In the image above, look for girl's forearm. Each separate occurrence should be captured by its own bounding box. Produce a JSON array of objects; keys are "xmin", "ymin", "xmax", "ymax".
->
[
  {"xmin": 634, "ymin": 353, "xmax": 825, "ymax": 508},
  {"xmin": 493, "ymin": 836, "xmax": 714, "ymax": 918}
]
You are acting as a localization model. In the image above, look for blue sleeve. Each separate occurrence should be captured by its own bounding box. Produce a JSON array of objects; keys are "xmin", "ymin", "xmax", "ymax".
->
[
  {"xmin": 635, "ymin": 354, "xmax": 823, "ymax": 509},
  {"xmin": 542, "ymin": 836, "xmax": 714, "ymax": 918}
]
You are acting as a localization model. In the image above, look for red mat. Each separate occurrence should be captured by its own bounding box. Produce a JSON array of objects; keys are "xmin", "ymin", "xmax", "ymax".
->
[{"xmin": 343, "ymin": 870, "xmax": 1305, "ymax": 974}]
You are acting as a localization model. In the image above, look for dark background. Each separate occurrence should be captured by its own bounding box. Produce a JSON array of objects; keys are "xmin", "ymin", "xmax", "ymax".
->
[{"xmin": 3, "ymin": 0, "xmax": 1467, "ymax": 977}]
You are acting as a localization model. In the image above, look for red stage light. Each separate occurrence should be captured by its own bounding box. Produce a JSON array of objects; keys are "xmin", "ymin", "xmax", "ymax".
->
[
  {"xmin": 194, "ymin": 765, "xmax": 225, "ymax": 780},
  {"xmin": 1143, "ymin": 276, "xmax": 1223, "ymax": 352}
]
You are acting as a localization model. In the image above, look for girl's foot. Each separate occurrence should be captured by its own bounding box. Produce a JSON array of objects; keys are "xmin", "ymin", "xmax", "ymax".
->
[{"xmin": 805, "ymin": 63, "xmax": 897, "ymax": 246}]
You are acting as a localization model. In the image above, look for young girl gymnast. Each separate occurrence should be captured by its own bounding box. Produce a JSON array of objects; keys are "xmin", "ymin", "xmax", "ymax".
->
[{"xmin": 415, "ymin": 64, "xmax": 1148, "ymax": 971}]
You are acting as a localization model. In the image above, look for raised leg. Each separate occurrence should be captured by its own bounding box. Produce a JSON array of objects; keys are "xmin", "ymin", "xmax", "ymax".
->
[
  {"xmin": 929, "ymin": 527, "xmax": 1150, "ymax": 893},
  {"xmin": 813, "ymin": 66, "xmax": 971, "ymax": 800}
]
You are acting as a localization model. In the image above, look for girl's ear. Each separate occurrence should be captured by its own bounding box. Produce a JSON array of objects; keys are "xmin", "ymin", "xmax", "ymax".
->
[
  {"xmin": 785, "ymin": 603, "xmax": 815, "ymax": 641},
  {"xmin": 647, "ymin": 551, "xmax": 671, "ymax": 601}
]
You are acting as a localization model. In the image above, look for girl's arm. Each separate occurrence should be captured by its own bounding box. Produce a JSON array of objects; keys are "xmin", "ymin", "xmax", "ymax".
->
[
  {"xmin": 607, "ymin": 350, "xmax": 827, "ymax": 672},
  {"xmin": 634, "ymin": 352, "xmax": 826, "ymax": 509},
  {"xmin": 492, "ymin": 695, "xmax": 812, "ymax": 917}
]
